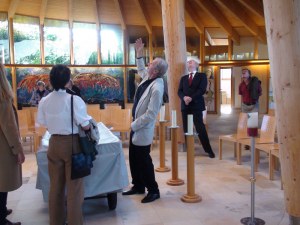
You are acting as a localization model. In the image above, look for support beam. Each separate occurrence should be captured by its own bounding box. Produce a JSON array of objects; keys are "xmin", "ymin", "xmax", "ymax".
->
[
  {"xmin": 228, "ymin": 36, "xmax": 233, "ymax": 60},
  {"xmin": 195, "ymin": 0, "xmax": 240, "ymax": 44},
  {"xmin": 239, "ymin": 0, "xmax": 264, "ymax": 19},
  {"xmin": 161, "ymin": 0, "xmax": 186, "ymax": 143},
  {"xmin": 264, "ymin": 0, "xmax": 300, "ymax": 221},
  {"xmin": 199, "ymin": 32, "xmax": 205, "ymax": 64},
  {"xmin": 94, "ymin": 0, "xmax": 101, "ymax": 64},
  {"xmin": 8, "ymin": 0, "xmax": 20, "ymax": 19},
  {"xmin": 68, "ymin": 0, "xmax": 74, "ymax": 64},
  {"xmin": 134, "ymin": 0, "xmax": 152, "ymax": 34},
  {"xmin": 113, "ymin": 0, "xmax": 126, "ymax": 30},
  {"xmin": 185, "ymin": 0, "xmax": 204, "ymax": 34},
  {"xmin": 217, "ymin": 0, "xmax": 266, "ymax": 43},
  {"xmin": 39, "ymin": 0, "xmax": 48, "ymax": 25},
  {"xmin": 8, "ymin": 18, "xmax": 15, "ymax": 64}
]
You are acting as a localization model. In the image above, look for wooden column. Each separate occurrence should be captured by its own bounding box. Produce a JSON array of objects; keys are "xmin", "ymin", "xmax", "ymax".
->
[
  {"xmin": 264, "ymin": 0, "xmax": 300, "ymax": 221},
  {"xmin": 40, "ymin": 24, "xmax": 45, "ymax": 64},
  {"xmin": 161, "ymin": 0, "xmax": 187, "ymax": 144}
]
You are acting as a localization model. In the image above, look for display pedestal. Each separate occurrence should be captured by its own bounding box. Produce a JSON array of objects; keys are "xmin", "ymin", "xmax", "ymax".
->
[{"xmin": 155, "ymin": 121, "xmax": 170, "ymax": 172}]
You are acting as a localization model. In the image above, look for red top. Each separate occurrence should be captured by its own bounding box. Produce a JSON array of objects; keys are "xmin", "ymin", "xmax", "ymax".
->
[{"xmin": 239, "ymin": 80, "xmax": 262, "ymax": 104}]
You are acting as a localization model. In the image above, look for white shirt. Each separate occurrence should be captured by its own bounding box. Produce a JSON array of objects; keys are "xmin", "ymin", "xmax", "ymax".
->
[
  {"xmin": 189, "ymin": 71, "xmax": 197, "ymax": 79},
  {"xmin": 37, "ymin": 89, "xmax": 91, "ymax": 135}
]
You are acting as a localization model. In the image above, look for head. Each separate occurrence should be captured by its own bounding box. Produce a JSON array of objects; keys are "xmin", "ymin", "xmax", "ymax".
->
[
  {"xmin": 147, "ymin": 58, "xmax": 168, "ymax": 79},
  {"xmin": 50, "ymin": 65, "xmax": 71, "ymax": 91},
  {"xmin": 242, "ymin": 68, "xmax": 251, "ymax": 80},
  {"xmin": 186, "ymin": 58, "xmax": 200, "ymax": 72},
  {"xmin": 65, "ymin": 79, "xmax": 73, "ymax": 89},
  {"xmin": 0, "ymin": 63, "xmax": 14, "ymax": 101},
  {"xmin": 36, "ymin": 81, "xmax": 46, "ymax": 91}
]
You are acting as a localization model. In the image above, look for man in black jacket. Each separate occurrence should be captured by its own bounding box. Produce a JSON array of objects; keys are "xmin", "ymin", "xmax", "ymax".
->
[{"xmin": 178, "ymin": 58, "xmax": 215, "ymax": 158}]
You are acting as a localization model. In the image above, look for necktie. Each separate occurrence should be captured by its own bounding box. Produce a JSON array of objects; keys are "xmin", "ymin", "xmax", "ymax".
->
[{"xmin": 188, "ymin": 73, "xmax": 193, "ymax": 86}]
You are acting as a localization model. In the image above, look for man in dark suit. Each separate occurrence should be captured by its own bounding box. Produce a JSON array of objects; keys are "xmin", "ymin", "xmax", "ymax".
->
[{"xmin": 178, "ymin": 58, "xmax": 215, "ymax": 158}]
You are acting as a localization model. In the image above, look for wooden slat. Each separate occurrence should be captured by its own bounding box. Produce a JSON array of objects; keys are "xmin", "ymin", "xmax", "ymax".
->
[
  {"xmin": 113, "ymin": 0, "xmax": 126, "ymax": 30},
  {"xmin": 238, "ymin": 0, "xmax": 264, "ymax": 19},
  {"xmin": 195, "ymin": 0, "xmax": 240, "ymax": 44},
  {"xmin": 217, "ymin": 0, "xmax": 266, "ymax": 43},
  {"xmin": 39, "ymin": 0, "xmax": 48, "ymax": 24},
  {"xmin": 185, "ymin": 0, "xmax": 204, "ymax": 34},
  {"xmin": 134, "ymin": 0, "xmax": 152, "ymax": 34}
]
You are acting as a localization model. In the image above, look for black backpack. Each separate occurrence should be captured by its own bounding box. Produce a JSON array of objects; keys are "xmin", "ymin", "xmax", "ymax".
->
[{"xmin": 248, "ymin": 76, "xmax": 261, "ymax": 100}]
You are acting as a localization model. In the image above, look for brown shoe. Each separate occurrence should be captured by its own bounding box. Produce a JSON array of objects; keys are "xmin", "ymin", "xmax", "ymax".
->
[
  {"xmin": 4, "ymin": 219, "xmax": 21, "ymax": 225},
  {"xmin": 6, "ymin": 209, "xmax": 13, "ymax": 216}
]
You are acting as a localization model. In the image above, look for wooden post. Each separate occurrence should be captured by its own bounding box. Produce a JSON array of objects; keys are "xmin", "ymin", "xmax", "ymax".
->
[
  {"xmin": 161, "ymin": 0, "xmax": 187, "ymax": 144},
  {"xmin": 264, "ymin": 0, "xmax": 300, "ymax": 221},
  {"xmin": 167, "ymin": 126, "xmax": 184, "ymax": 186},
  {"xmin": 181, "ymin": 134, "xmax": 201, "ymax": 203},
  {"xmin": 155, "ymin": 121, "xmax": 170, "ymax": 172}
]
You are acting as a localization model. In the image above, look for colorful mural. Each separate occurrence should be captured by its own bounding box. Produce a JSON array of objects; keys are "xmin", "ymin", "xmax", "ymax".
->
[
  {"xmin": 71, "ymin": 68, "xmax": 124, "ymax": 104},
  {"xmin": 203, "ymin": 67, "xmax": 215, "ymax": 112},
  {"xmin": 16, "ymin": 68, "xmax": 51, "ymax": 106}
]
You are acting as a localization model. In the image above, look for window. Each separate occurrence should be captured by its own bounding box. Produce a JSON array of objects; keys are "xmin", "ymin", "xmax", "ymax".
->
[
  {"xmin": 13, "ymin": 15, "xmax": 40, "ymax": 64},
  {"xmin": 73, "ymin": 22, "xmax": 98, "ymax": 65},
  {"xmin": 100, "ymin": 24, "xmax": 123, "ymax": 64},
  {"xmin": 44, "ymin": 19, "xmax": 70, "ymax": 64},
  {"xmin": 0, "ymin": 13, "xmax": 9, "ymax": 64}
]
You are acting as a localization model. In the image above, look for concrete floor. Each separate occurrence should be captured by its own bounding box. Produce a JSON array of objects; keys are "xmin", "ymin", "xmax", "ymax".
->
[{"xmin": 7, "ymin": 110, "xmax": 289, "ymax": 225}]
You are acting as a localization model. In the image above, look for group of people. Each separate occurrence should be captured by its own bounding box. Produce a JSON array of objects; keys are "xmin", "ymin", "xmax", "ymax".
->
[{"xmin": 0, "ymin": 37, "xmax": 261, "ymax": 225}]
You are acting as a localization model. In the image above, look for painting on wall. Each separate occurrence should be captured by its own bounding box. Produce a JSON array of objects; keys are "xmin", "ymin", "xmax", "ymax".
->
[
  {"xmin": 203, "ymin": 66, "xmax": 215, "ymax": 112},
  {"xmin": 71, "ymin": 67, "xmax": 124, "ymax": 104},
  {"xmin": 269, "ymin": 77, "xmax": 275, "ymax": 110},
  {"xmin": 16, "ymin": 67, "xmax": 51, "ymax": 106}
]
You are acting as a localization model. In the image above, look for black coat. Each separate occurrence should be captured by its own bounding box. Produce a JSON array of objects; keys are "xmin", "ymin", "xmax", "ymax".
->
[{"xmin": 178, "ymin": 72, "xmax": 207, "ymax": 111}]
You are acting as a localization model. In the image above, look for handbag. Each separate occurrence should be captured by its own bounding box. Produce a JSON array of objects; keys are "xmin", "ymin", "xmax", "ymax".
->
[{"xmin": 70, "ymin": 95, "xmax": 91, "ymax": 180}]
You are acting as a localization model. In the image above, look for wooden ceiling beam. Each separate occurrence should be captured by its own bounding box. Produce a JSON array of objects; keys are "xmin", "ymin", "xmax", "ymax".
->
[
  {"xmin": 113, "ymin": 0, "xmax": 126, "ymax": 30},
  {"xmin": 134, "ymin": 0, "xmax": 152, "ymax": 34},
  {"xmin": 238, "ymin": 0, "xmax": 264, "ymax": 19},
  {"xmin": 39, "ymin": 0, "xmax": 48, "ymax": 25},
  {"xmin": 8, "ymin": 0, "xmax": 20, "ymax": 19},
  {"xmin": 194, "ymin": 0, "xmax": 240, "ymax": 44},
  {"xmin": 153, "ymin": 0, "xmax": 161, "ymax": 10},
  {"xmin": 185, "ymin": 0, "xmax": 205, "ymax": 34},
  {"xmin": 94, "ymin": 0, "xmax": 100, "ymax": 25},
  {"xmin": 68, "ymin": 0, "xmax": 73, "ymax": 24},
  {"xmin": 217, "ymin": 0, "xmax": 266, "ymax": 43}
]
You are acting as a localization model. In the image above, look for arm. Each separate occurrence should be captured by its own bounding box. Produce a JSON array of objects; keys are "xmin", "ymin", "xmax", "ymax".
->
[
  {"xmin": 73, "ymin": 96, "xmax": 92, "ymax": 129},
  {"xmin": 0, "ymin": 101, "xmax": 24, "ymax": 156},
  {"xmin": 135, "ymin": 38, "xmax": 148, "ymax": 80},
  {"xmin": 177, "ymin": 76, "xmax": 185, "ymax": 100}
]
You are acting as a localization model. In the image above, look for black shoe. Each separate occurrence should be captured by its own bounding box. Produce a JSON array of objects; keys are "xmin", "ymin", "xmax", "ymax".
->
[
  {"xmin": 141, "ymin": 193, "xmax": 160, "ymax": 203},
  {"xmin": 122, "ymin": 188, "xmax": 145, "ymax": 195},
  {"xmin": 6, "ymin": 209, "xmax": 12, "ymax": 216},
  {"xmin": 208, "ymin": 151, "xmax": 215, "ymax": 158}
]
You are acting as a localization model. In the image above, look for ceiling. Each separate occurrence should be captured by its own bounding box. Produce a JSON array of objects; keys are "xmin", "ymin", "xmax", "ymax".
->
[{"xmin": 0, "ymin": 0, "xmax": 266, "ymax": 45}]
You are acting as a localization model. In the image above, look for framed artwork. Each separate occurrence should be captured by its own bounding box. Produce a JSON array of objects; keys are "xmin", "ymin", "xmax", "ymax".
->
[
  {"xmin": 203, "ymin": 66, "xmax": 215, "ymax": 112},
  {"xmin": 269, "ymin": 77, "xmax": 275, "ymax": 109},
  {"xmin": 71, "ymin": 67, "xmax": 124, "ymax": 104},
  {"xmin": 16, "ymin": 67, "xmax": 51, "ymax": 106}
]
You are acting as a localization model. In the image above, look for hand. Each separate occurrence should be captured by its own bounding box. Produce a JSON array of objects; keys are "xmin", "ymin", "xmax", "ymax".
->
[
  {"xmin": 16, "ymin": 151, "xmax": 25, "ymax": 164},
  {"xmin": 135, "ymin": 38, "xmax": 144, "ymax": 58},
  {"xmin": 183, "ymin": 96, "xmax": 192, "ymax": 105}
]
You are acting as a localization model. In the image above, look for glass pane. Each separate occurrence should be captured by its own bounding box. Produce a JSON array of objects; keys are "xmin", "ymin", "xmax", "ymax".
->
[
  {"xmin": 44, "ymin": 19, "xmax": 70, "ymax": 64},
  {"xmin": 100, "ymin": 24, "xmax": 123, "ymax": 64},
  {"xmin": 13, "ymin": 15, "xmax": 40, "ymax": 64},
  {"xmin": 0, "ymin": 13, "xmax": 10, "ymax": 64},
  {"xmin": 73, "ymin": 22, "xmax": 98, "ymax": 65}
]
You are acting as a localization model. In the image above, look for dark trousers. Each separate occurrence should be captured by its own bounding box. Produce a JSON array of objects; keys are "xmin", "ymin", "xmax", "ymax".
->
[
  {"xmin": 0, "ymin": 192, "xmax": 8, "ymax": 225},
  {"xmin": 181, "ymin": 109, "xmax": 213, "ymax": 153},
  {"xmin": 129, "ymin": 132, "xmax": 159, "ymax": 194}
]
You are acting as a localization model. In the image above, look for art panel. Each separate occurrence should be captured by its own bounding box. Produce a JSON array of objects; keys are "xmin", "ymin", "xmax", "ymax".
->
[{"xmin": 203, "ymin": 67, "xmax": 215, "ymax": 112}]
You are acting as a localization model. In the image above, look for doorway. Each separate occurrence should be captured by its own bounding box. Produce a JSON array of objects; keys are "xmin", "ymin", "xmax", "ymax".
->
[{"xmin": 220, "ymin": 68, "xmax": 232, "ymax": 114}]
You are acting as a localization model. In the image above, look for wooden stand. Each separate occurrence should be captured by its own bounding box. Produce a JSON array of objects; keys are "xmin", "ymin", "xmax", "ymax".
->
[
  {"xmin": 155, "ymin": 121, "xmax": 170, "ymax": 172},
  {"xmin": 181, "ymin": 134, "xmax": 201, "ymax": 203},
  {"xmin": 167, "ymin": 126, "xmax": 184, "ymax": 186}
]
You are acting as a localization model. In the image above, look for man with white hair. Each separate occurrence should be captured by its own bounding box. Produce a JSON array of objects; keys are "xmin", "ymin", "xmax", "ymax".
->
[{"xmin": 178, "ymin": 57, "xmax": 215, "ymax": 158}]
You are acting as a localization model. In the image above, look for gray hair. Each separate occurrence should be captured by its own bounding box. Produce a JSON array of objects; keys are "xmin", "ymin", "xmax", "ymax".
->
[
  {"xmin": 37, "ymin": 80, "xmax": 45, "ymax": 87},
  {"xmin": 154, "ymin": 58, "xmax": 168, "ymax": 77},
  {"xmin": 0, "ymin": 64, "xmax": 14, "ymax": 101}
]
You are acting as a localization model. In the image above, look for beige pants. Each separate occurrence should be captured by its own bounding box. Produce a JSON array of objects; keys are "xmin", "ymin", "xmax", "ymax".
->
[{"xmin": 47, "ymin": 135, "xmax": 84, "ymax": 225}]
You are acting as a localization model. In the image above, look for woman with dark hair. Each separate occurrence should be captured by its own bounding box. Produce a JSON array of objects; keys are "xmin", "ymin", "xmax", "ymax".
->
[
  {"xmin": 37, "ymin": 64, "xmax": 91, "ymax": 225},
  {"xmin": 0, "ymin": 63, "xmax": 25, "ymax": 225}
]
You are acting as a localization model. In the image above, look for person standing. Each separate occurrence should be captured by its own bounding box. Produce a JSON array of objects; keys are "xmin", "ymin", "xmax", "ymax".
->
[
  {"xmin": 0, "ymin": 64, "xmax": 25, "ymax": 225},
  {"xmin": 239, "ymin": 68, "xmax": 262, "ymax": 113},
  {"xmin": 37, "ymin": 65, "xmax": 91, "ymax": 225},
  {"xmin": 122, "ymin": 38, "xmax": 168, "ymax": 203},
  {"xmin": 178, "ymin": 58, "xmax": 215, "ymax": 158},
  {"xmin": 29, "ymin": 81, "xmax": 49, "ymax": 106}
]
